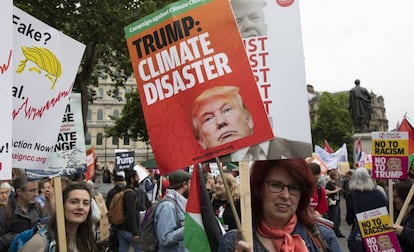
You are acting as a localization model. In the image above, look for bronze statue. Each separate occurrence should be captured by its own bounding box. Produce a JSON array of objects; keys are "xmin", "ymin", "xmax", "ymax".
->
[{"xmin": 349, "ymin": 79, "xmax": 372, "ymax": 132}]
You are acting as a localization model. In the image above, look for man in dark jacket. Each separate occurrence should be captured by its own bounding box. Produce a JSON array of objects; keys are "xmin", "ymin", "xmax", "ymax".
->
[
  {"xmin": 105, "ymin": 175, "xmax": 126, "ymax": 252},
  {"xmin": 116, "ymin": 169, "xmax": 143, "ymax": 252},
  {"xmin": 106, "ymin": 175, "xmax": 126, "ymax": 209},
  {"xmin": 0, "ymin": 175, "xmax": 43, "ymax": 251}
]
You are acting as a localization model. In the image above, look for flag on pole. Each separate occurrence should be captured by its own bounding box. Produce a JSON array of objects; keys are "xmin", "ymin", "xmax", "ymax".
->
[
  {"xmin": 184, "ymin": 165, "xmax": 223, "ymax": 251},
  {"xmin": 355, "ymin": 138, "xmax": 363, "ymax": 167},
  {"xmin": 324, "ymin": 139, "xmax": 334, "ymax": 154}
]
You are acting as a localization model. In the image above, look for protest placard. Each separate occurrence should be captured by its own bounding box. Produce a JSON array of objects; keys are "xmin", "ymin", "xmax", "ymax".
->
[
  {"xmin": 115, "ymin": 150, "xmax": 135, "ymax": 171},
  {"xmin": 230, "ymin": 0, "xmax": 311, "ymax": 143},
  {"xmin": 85, "ymin": 146, "xmax": 96, "ymax": 181},
  {"xmin": 372, "ymin": 132, "xmax": 408, "ymax": 179},
  {"xmin": 356, "ymin": 206, "xmax": 401, "ymax": 252},
  {"xmin": 12, "ymin": 7, "xmax": 85, "ymax": 169},
  {"xmin": 125, "ymin": 0, "xmax": 274, "ymax": 173},
  {"xmin": 213, "ymin": 0, "xmax": 313, "ymax": 163},
  {"xmin": 24, "ymin": 93, "xmax": 87, "ymax": 178},
  {"xmin": 0, "ymin": 0, "xmax": 13, "ymax": 180}
]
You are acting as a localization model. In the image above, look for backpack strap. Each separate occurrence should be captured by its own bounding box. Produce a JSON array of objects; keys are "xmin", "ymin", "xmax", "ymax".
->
[{"xmin": 123, "ymin": 188, "xmax": 138, "ymax": 218}]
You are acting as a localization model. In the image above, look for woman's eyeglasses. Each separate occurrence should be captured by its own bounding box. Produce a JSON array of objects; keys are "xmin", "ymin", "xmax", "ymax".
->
[{"xmin": 265, "ymin": 181, "xmax": 302, "ymax": 196}]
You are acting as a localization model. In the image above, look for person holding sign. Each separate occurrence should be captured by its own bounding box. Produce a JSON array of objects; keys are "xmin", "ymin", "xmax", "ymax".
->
[
  {"xmin": 20, "ymin": 182, "xmax": 100, "ymax": 252},
  {"xmin": 218, "ymin": 159, "xmax": 341, "ymax": 252},
  {"xmin": 191, "ymin": 86, "xmax": 254, "ymax": 150},
  {"xmin": 391, "ymin": 181, "xmax": 414, "ymax": 251},
  {"xmin": 345, "ymin": 168, "xmax": 388, "ymax": 252}
]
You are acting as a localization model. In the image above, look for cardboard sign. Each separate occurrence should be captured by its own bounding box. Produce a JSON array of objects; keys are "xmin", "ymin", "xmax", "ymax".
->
[
  {"xmin": 85, "ymin": 146, "xmax": 96, "ymax": 181},
  {"xmin": 24, "ymin": 93, "xmax": 87, "ymax": 178},
  {"xmin": 12, "ymin": 7, "xmax": 85, "ymax": 169},
  {"xmin": 356, "ymin": 207, "xmax": 401, "ymax": 252},
  {"xmin": 230, "ymin": 0, "xmax": 312, "ymax": 144},
  {"xmin": 0, "ymin": 0, "xmax": 13, "ymax": 180},
  {"xmin": 372, "ymin": 132, "xmax": 408, "ymax": 179},
  {"xmin": 125, "ymin": 0, "xmax": 274, "ymax": 173},
  {"xmin": 115, "ymin": 150, "xmax": 135, "ymax": 171}
]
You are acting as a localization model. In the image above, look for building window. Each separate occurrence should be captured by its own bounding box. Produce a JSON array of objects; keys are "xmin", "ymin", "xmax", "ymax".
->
[
  {"xmin": 124, "ymin": 135, "xmax": 130, "ymax": 145},
  {"xmin": 125, "ymin": 88, "xmax": 131, "ymax": 99},
  {"xmin": 96, "ymin": 133, "xmax": 103, "ymax": 145},
  {"xmin": 87, "ymin": 109, "xmax": 92, "ymax": 121},
  {"xmin": 97, "ymin": 109, "xmax": 103, "ymax": 120},
  {"xmin": 112, "ymin": 136, "xmax": 119, "ymax": 146},
  {"xmin": 97, "ymin": 88, "xmax": 104, "ymax": 99},
  {"xmin": 113, "ymin": 109, "xmax": 120, "ymax": 119},
  {"xmin": 85, "ymin": 132, "xmax": 91, "ymax": 145}
]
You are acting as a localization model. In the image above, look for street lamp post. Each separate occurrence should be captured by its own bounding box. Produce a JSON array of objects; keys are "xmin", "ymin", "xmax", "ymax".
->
[{"xmin": 104, "ymin": 124, "xmax": 107, "ymax": 169}]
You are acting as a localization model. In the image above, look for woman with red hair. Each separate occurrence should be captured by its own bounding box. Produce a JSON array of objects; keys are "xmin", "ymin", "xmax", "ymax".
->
[{"xmin": 218, "ymin": 159, "xmax": 341, "ymax": 252}]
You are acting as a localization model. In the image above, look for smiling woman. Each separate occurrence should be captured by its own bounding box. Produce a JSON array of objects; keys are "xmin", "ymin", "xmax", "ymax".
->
[
  {"xmin": 19, "ymin": 182, "xmax": 100, "ymax": 252},
  {"xmin": 211, "ymin": 173, "xmax": 241, "ymax": 232},
  {"xmin": 218, "ymin": 159, "xmax": 342, "ymax": 252}
]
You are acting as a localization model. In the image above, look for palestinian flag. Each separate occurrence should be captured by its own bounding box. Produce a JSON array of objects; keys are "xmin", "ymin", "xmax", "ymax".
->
[{"xmin": 184, "ymin": 164, "xmax": 223, "ymax": 251}]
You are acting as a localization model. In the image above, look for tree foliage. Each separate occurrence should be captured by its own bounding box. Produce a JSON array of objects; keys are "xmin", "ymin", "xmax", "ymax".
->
[
  {"xmin": 13, "ymin": 0, "xmax": 174, "ymax": 132},
  {"xmin": 106, "ymin": 91, "xmax": 149, "ymax": 144},
  {"xmin": 311, "ymin": 92, "xmax": 353, "ymax": 150}
]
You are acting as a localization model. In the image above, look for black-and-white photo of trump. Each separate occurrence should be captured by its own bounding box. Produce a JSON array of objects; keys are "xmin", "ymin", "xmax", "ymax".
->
[{"xmin": 231, "ymin": 0, "xmax": 267, "ymax": 38}]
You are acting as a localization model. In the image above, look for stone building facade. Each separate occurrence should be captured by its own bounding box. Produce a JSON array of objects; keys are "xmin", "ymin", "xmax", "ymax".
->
[{"xmin": 85, "ymin": 77, "xmax": 154, "ymax": 170}]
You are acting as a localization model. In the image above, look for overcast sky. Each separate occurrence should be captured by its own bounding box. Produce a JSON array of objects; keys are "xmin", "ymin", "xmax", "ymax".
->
[{"xmin": 299, "ymin": 0, "xmax": 414, "ymax": 130}]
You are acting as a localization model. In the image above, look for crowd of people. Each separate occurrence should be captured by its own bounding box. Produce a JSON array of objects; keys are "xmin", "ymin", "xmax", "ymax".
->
[{"xmin": 0, "ymin": 160, "xmax": 413, "ymax": 251}]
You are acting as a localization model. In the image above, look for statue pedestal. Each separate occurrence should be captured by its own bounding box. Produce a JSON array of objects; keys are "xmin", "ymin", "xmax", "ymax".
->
[{"xmin": 352, "ymin": 133, "xmax": 372, "ymax": 166}]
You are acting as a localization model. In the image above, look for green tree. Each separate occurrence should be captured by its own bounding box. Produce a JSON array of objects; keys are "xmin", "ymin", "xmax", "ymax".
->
[
  {"xmin": 106, "ymin": 91, "xmax": 149, "ymax": 143},
  {"xmin": 14, "ymin": 0, "xmax": 174, "ymax": 132},
  {"xmin": 311, "ymin": 92, "xmax": 353, "ymax": 152}
]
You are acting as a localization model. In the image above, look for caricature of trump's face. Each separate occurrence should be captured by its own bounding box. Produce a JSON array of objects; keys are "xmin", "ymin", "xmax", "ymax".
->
[
  {"xmin": 192, "ymin": 86, "xmax": 253, "ymax": 149},
  {"xmin": 377, "ymin": 235, "xmax": 393, "ymax": 250},
  {"xmin": 387, "ymin": 158, "xmax": 402, "ymax": 171}
]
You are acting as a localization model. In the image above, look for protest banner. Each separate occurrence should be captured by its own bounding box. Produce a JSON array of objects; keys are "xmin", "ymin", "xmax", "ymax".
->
[
  {"xmin": 125, "ymin": 0, "xmax": 274, "ymax": 173},
  {"xmin": 12, "ymin": 7, "xmax": 85, "ymax": 169},
  {"xmin": 24, "ymin": 93, "xmax": 87, "ymax": 178},
  {"xmin": 212, "ymin": 0, "xmax": 312, "ymax": 163},
  {"xmin": 115, "ymin": 150, "xmax": 135, "ymax": 171},
  {"xmin": 356, "ymin": 206, "xmax": 401, "ymax": 252},
  {"xmin": 314, "ymin": 144, "xmax": 348, "ymax": 170},
  {"xmin": 0, "ymin": 0, "xmax": 13, "ymax": 180},
  {"xmin": 230, "ymin": 0, "xmax": 312, "ymax": 145},
  {"xmin": 372, "ymin": 132, "xmax": 408, "ymax": 179}
]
